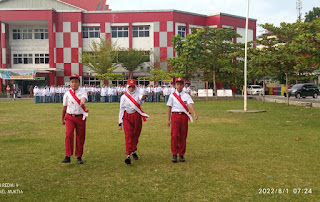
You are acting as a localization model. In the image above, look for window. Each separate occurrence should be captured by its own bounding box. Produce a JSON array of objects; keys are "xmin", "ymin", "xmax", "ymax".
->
[
  {"xmin": 13, "ymin": 54, "xmax": 33, "ymax": 64},
  {"xmin": 111, "ymin": 27, "xmax": 129, "ymax": 38},
  {"xmin": 34, "ymin": 29, "xmax": 48, "ymax": 39},
  {"xmin": 22, "ymin": 29, "xmax": 33, "ymax": 39},
  {"xmin": 132, "ymin": 26, "xmax": 149, "ymax": 38},
  {"xmin": 35, "ymin": 54, "xmax": 49, "ymax": 64},
  {"xmin": 82, "ymin": 27, "xmax": 100, "ymax": 38},
  {"xmin": 13, "ymin": 29, "xmax": 33, "ymax": 40},
  {"xmin": 13, "ymin": 29, "xmax": 21, "ymax": 40},
  {"xmin": 83, "ymin": 77, "xmax": 100, "ymax": 86},
  {"xmin": 13, "ymin": 54, "xmax": 22, "ymax": 64},
  {"xmin": 178, "ymin": 27, "xmax": 186, "ymax": 38}
]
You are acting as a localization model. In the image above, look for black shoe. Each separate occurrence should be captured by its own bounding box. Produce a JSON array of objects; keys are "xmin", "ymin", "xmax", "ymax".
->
[
  {"xmin": 172, "ymin": 155, "xmax": 177, "ymax": 163},
  {"xmin": 179, "ymin": 156, "xmax": 185, "ymax": 162},
  {"xmin": 61, "ymin": 156, "xmax": 70, "ymax": 163},
  {"xmin": 77, "ymin": 157, "xmax": 84, "ymax": 164},
  {"xmin": 132, "ymin": 152, "xmax": 139, "ymax": 160},
  {"xmin": 125, "ymin": 156, "xmax": 131, "ymax": 165}
]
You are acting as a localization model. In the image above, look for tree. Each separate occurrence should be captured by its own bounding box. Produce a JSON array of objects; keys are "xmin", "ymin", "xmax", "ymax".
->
[
  {"xmin": 292, "ymin": 18, "xmax": 320, "ymax": 69},
  {"xmin": 140, "ymin": 69, "xmax": 182, "ymax": 82},
  {"xmin": 168, "ymin": 33, "xmax": 203, "ymax": 81},
  {"xmin": 195, "ymin": 27, "xmax": 242, "ymax": 98},
  {"xmin": 261, "ymin": 22, "xmax": 308, "ymax": 105},
  {"xmin": 170, "ymin": 27, "xmax": 242, "ymax": 98},
  {"xmin": 221, "ymin": 47, "xmax": 245, "ymax": 99},
  {"xmin": 248, "ymin": 35, "xmax": 277, "ymax": 102},
  {"xmin": 305, "ymin": 7, "xmax": 320, "ymax": 23},
  {"xmin": 118, "ymin": 49, "xmax": 150, "ymax": 79},
  {"xmin": 80, "ymin": 38, "xmax": 122, "ymax": 82}
]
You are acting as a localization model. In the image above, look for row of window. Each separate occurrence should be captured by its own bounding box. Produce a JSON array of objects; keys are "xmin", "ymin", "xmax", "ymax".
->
[
  {"xmin": 13, "ymin": 29, "xmax": 49, "ymax": 40},
  {"xmin": 13, "ymin": 54, "xmax": 49, "ymax": 64},
  {"xmin": 12, "ymin": 26, "xmax": 187, "ymax": 40},
  {"xmin": 110, "ymin": 26, "xmax": 151, "ymax": 38}
]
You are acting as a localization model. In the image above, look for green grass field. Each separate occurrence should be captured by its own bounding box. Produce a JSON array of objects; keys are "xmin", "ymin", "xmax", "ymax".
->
[{"xmin": 0, "ymin": 100, "xmax": 319, "ymax": 201}]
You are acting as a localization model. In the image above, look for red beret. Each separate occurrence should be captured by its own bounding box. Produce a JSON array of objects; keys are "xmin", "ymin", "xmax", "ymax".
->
[
  {"xmin": 70, "ymin": 74, "xmax": 80, "ymax": 81},
  {"xmin": 127, "ymin": 79, "xmax": 136, "ymax": 86}
]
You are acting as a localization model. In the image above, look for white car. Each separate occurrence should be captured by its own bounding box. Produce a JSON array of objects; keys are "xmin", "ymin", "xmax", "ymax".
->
[{"xmin": 247, "ymin": 85, "xmax": 263, "ymax": 95}]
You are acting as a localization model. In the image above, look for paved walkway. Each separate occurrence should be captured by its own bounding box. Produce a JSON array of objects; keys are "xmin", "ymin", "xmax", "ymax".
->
[{"xmin": 249, "ymin": 95, "xmax": 320, "ymax": 108}]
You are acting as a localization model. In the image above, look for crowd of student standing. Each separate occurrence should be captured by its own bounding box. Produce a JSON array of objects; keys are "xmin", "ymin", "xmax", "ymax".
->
[{"xmin": 33, "ymin": 84, "xmax": 192, "ymax": 103}]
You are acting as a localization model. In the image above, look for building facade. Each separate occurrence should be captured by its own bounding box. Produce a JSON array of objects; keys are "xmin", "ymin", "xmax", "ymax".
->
[{"xmin": 0, "ymin": 0, "xmax": 256, "ymax": 92}]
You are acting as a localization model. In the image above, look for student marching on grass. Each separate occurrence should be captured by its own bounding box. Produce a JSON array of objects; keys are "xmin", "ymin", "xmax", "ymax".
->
[
  {"xmin": 118, "ymin": 79, "xmax": 149, "ymax": 165},
  {"xmin": 167, "ymin": 77, "xmax": 198, "ymax": 163},
  {"xmin": 61, "ymin": 74, "xmax": 89, "ymax": 164}
]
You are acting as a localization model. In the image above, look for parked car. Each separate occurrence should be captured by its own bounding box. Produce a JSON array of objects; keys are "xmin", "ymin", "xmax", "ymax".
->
[
  {"xmin": 284, "ymin": 83, "xmax": 319, "ymax": 98},
  {"xmin": 247, "ymin": 85, "xmax": 263, "ymax": 95}
]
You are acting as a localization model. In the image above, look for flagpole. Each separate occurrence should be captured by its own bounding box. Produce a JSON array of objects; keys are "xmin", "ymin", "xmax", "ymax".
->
[{"xmin": 244, "ymin": 0, "xmax": 250, "ymax": 112}]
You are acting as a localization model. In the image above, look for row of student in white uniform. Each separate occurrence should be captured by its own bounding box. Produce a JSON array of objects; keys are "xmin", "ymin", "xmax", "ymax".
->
[{"xmin": 33, "ymin": 84, "xmax": 192, "ymax": 103}]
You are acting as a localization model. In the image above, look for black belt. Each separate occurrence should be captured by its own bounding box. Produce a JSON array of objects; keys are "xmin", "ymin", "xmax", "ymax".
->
[
  {"xmin": 68, "ymin": 114, "xmax": 82, "ymax": 117},
  {"xmin": 172, "ymin": 112, "xmax": 185, "ymax": 115}
]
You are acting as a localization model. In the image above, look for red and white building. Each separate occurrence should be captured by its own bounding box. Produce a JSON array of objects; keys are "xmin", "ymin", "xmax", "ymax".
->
[{"xmin": 0, "ymin": 0, "xmax": 256, "ymax": 93}]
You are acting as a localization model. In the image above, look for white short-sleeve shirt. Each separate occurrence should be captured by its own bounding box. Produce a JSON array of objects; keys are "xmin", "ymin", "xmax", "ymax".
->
[
  {"xmin": 63, "ymin": 88, "xmax": 88, "ymax": 115},
  {"xmin": 118, "ymin": 91, "xmax": 144, "ymax": 124},
  {"xmin": 167, "ymin": 90, "xmax": 194, "ymax": 112}
]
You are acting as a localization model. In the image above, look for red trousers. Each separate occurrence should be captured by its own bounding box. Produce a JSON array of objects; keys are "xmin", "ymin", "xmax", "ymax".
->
[
  {"xmin": 171, "ymin": 113, "xmax": 188, "ymax": 156},
  {"xmin": 65, "ymin": 114, "xmax": 86, "ymax": 158},
  {"xmin": 123, "ymin": 111, "xmax": 142, "ymax": 155}
]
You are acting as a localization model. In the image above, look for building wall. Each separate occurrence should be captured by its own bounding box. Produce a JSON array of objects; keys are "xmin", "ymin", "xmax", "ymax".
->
[
  {"xmin": 0, "ymin": 7, "xmax": 257, "ymax": 87},
  {"xmin": 236, "ymin": 27, "xmax": 254, "ymax": 43},
  {"xmin": 9, "ymin": 23, "xmax": 49, "ymax": 70},
  {"xmin": 54, "ymin": 12, "xmax": 83, "ymax": 85},
  {"xmin": 0, "ymin": 0, "xmax": 80, "ymax": 11}
]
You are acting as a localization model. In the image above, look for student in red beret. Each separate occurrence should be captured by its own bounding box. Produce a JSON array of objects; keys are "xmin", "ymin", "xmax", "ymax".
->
[
  {"xmin": 118, "ymin": 79, "xmax": 149, "ymax": 165},
  {"xmin": 167, "ymin": 77, "xmax": 198, "ymax": 163},
  {"xmin": 61, "ymin": 74, "xmax": 89, "ymax": 164}
]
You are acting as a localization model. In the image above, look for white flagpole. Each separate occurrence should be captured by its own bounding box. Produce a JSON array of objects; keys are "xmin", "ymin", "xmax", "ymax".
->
[{"xmin": 244, "ymin": 0, "xmax": 250, "ymax": 112}]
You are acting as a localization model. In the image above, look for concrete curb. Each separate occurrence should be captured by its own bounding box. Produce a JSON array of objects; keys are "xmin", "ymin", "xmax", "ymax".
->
[{"xmin": 250, "ymin": 96, "xmax": 317, "ymax": 108}]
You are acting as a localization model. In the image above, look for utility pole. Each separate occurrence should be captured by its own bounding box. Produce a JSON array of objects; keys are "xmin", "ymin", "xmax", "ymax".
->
[{"xmin": 296, "ymin": 0, "xmax": 302, "ymax": 20}]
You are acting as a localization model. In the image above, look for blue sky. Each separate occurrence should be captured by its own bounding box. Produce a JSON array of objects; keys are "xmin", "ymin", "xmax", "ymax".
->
[{"xmin": 107, "ymin": 0, "xmax": 319, "ymax": 34}]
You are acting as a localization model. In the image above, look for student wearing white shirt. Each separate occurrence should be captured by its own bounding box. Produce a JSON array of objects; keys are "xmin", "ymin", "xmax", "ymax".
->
[
  {"xmin": 163, "ymin": 85, "xmax": 170, "ymax": 103},
  {"xmin": 118, "ymin": 79, "xmax": 148, "ymax": 165},
  {"xmin": 146, "ymin": 85, "xmax": 153, "ymax": 102},
  {"xmin": 61, "ymin": 74, "xmax": 88, "ymax": 164},
  {"xmin": 170, "ymin": 86, "xmax": 175, "ymax": 94},
  {"xmin": 57, "ymin": 86, "xmax": 62, "ymax": 103},
  {"xmin": 185, "ymin": 84, "xmax": 191, "ymax": 95},
  {"xmin": 87, "ymin": 85, "xmax": 92, "ymax": 102},
  {"xmin": 167, "ymin": 78, "xmax": 198, "ymax": 163},
  {"xmin": 33, "ymin": 86, "xmax": 39, "ymax": 103},
  {"xmin": 101, "ymin": 85, "xmax": 107, "ymax": 103},
  {"xmin": 112, "ymin": 86, "xmax": 117, "ymax": 102},
  {"xmin": 154, "ymin": 85, "xmax": 161, "ymax": 103},
  {"xmin": 91, "ymin": 86, "xmax": 95, "ymax": 102},
  {"xmin": 50, "ymin": 86, "xmax": 56, "ymax": 103},
  {"xmin": 40, "ymin": 87, "xmax": 46, "ymax": 103},
  {"xmin": 96, "ymin": 86, "xmax": 101, "ymax": 102},
  {"xmin": 107, "ymin": 86, "xmax": 113, "ymax": 103}
]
